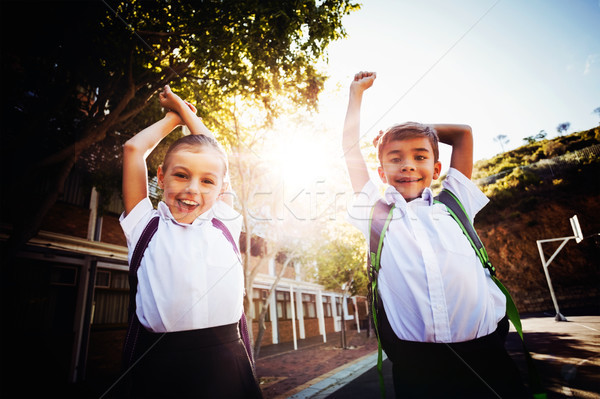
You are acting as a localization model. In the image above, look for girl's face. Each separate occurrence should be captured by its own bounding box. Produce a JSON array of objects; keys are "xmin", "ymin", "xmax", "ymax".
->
[
  {"xmin": 157, "ymin": 148, "xmax": 226, "ymax": 224},
  {"xmin": 377, "ymin": 137, "xmax": 441, "ymax": 202}
]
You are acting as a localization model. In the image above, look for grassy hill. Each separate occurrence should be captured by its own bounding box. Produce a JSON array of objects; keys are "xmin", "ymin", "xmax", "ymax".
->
[{"xmin": 469, "ymin": 127, "xmax": 600, "ymax": 313}]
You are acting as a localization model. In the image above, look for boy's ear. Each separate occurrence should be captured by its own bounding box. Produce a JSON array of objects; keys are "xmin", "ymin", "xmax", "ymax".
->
[
  {"xmin": 433, "ymin": 161, "xmax": 442, "ymax": 180},
  {"xmin": 378, "ymin": 166, "xmax": 388, "ymax": 184},
  {"xmin": 157, "ymin": 165, "xmax": 165, "ymax": 189}
]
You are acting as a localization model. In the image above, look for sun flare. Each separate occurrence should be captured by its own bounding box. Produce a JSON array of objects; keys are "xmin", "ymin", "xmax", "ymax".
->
[{"xmin": 266, "ymin": 130, "xmax": 332, "ymax": 190}]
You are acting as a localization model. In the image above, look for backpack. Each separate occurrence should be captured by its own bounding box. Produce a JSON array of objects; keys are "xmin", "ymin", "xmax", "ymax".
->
[
  {"xmin": 122, "ymin": 216, "xmax": 254, "ymax": 370},
  {"xmin": 368, "ymin": 188, "xmax": 546, "ymax": 399}
]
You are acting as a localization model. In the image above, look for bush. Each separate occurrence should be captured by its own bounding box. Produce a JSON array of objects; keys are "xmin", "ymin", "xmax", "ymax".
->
[{"xmin": 543, "ymin": 141, "xmax": 567, "ymax": 158}]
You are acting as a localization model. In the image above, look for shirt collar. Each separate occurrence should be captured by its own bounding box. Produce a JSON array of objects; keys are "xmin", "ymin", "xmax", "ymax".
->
[
  {"xmin": 158, "ymin": 201, "xmax": 214, "ymax": 226},
  {"xmin": 383, "ymin": 186, "xmax": 434, "ymax": 211}
]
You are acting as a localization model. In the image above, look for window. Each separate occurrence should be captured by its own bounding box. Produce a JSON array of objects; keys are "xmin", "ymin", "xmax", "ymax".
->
[
  {"xmin": 302, "ymin": 293, "xmax": 316, "ymax": 318},
  {"xmin": 335, "ymin": 297, "xmax": 342, "ymax": 316},
  {"xmin": 252, "ymin": 289, "xmax": 270, "ymax": 322},
  {"xmin": 92, "ymin": 269, "xmax": 129, "ymax": 325},
  {"xmin": 322, "ymin": 296, "xmax": 332, "ymax": 318},
  {"xmin": 49, "ymin": 265, "xmax": 77, "ymax": 286},
  {"xmin": 276, "ymin": 291, "xmax": 294, "ymax": 320},
  {"xmin": 95, "ymin": 270, "xmax": 111, "ymax": 288}
]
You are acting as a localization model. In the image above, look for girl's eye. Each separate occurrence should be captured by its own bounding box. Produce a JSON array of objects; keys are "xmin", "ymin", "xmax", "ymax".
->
[{"xmin": 202, "ymin": 179, "xmax": 215, "ymax": 185}]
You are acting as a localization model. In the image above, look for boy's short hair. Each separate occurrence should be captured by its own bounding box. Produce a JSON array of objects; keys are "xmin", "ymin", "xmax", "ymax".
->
[
  {"xmin": 163, "ymin": 135, "xmax": 228, "ymax": 175},
  {"xmin": 373, "ymin": 122, "xmax": 439, "ymax": 163}
]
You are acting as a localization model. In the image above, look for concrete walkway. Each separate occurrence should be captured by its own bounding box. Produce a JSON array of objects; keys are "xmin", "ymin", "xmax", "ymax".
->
[{"xmin": 287, "ymin": 313, "xmax": 600, "ymax": 399}]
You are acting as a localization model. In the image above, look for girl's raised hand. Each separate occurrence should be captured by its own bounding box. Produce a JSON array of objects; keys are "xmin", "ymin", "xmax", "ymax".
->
[{"xmin": 159, "ymin": 85, "xmax": 194, "ymax": 114}]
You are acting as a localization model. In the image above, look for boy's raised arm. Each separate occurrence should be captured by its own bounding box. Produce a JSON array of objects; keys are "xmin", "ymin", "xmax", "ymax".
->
[
  {"xmin": 122, "ymin": 112, "xmax": 182, "ymax": 215},
  {"xmin": 343, "ymin": 72, "xmax": 376, "ymax": 193},
  {"xmin": 432, "ymin": 124, "xmax": 474, "ymax": 179},
  {"xmin": 159, "ymin": 85, "xmax": 215, "ymax": 140}
]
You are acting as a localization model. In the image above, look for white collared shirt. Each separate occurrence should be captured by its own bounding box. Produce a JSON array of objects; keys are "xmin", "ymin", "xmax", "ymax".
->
[
  {"xmin": 120, "ymin": 198, "xmax": 244, "ymax": 332},
  {"xmin": 348, "ymin": 168, "xmax": 506, "ymax": 343}
]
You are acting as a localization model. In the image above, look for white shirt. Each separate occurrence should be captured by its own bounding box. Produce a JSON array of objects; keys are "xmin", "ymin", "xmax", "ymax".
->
[
  {"xmin": 348, "ymin": 168, "xmax": 506, "ymax": 343},
  {"xmin": 120, "ymin": 198, "xmax": 244, "ymax": 332}
]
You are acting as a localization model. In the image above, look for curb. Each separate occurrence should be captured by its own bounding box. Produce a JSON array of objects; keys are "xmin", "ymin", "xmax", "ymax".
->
[{"xmin": 281, "ymin": 351, "xmax": 385, "ymax": 399}]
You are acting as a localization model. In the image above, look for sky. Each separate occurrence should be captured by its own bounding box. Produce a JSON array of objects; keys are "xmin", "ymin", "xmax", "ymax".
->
[{"xmin": 315, "ymin": 0, "xmax": 600, "ymax": 171}]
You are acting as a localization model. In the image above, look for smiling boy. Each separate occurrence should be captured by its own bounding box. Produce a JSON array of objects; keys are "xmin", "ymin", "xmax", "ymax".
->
[{"xmin": 343, "ymin": 71, "xmax": 529, "ymax": 398}]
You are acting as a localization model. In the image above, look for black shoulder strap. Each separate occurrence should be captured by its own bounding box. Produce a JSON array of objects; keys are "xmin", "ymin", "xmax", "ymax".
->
[
  {"xmin": 434, "ymin": 189, "xmax": 495, "ymax": 275},
  {"xmin": 123, "ymin": 216, "xmax": 159, "ymax": 367},
  {"xmin": 369, "ymin": 200, "xmax": 395, "ymax": 265},
  {"xmin": 211, "ymin": 218, "xmax": 241, "ymax": 259},
  {"xmin": 367, "ymin": 199, "xmax": 394, "ymax": 398},
  {"xmin": 128, "ymin": 216, "xmax": 160, "ymax": 300}
]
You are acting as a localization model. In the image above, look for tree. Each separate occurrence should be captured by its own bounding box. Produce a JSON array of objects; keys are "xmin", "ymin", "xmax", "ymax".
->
[
  {"xmin": 537, "ymin": 130, "xmax": 548, "ymax": 140},
  {"xmin": 493, "ymin": 134, "xmax": 510, "ymax": 153},
  {"xmin": 210, "ymin": 93, "xmax": 322, "ymax": 356},
  {"xmin": 306, "ymin": 222, "xmax": 368, "ymax": 349},
  {"xmin": 556, "ymin": 122, "xmax": 570, "ymax": 135},
  {"xmin": 0, "ymin": 0, "xmax": 359, "ymax": 251},
  {"xmin": 523, "ymin": 130, "xmax": 547, "ymax": 145}
]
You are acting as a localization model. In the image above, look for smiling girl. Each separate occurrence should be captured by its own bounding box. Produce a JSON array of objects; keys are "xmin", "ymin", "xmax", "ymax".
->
[{"xmin": 120, "ymin": 86, "xmax": 262, "ymax": 398}]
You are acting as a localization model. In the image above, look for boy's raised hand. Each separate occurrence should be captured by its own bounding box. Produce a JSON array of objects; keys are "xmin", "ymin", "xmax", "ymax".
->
[
  {"xmin": 343, "ymin": 71, "xmax": 375, "ymax": 193},
  {"xmin": 350, "ymin": 71, "xmax": 376, "ymax": 94}
]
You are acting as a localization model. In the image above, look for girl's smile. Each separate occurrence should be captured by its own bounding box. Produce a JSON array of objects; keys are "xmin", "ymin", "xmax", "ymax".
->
[{"xmin": 157, "ymin": 149, "xmax": 226, "ymax": 224}]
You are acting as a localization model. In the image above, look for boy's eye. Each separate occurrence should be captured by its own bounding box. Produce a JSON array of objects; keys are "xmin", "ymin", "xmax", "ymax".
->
[
  {"xmin": 174, "ymin": 173, "xmax": 187, "ymax": 179},
  {"xmin": 415, "ymin": 155, "xmax": 426, "ymax": 161},
  {"xmin": 202, "ymin": 179, "xmax": 215, "ymax": 185}
]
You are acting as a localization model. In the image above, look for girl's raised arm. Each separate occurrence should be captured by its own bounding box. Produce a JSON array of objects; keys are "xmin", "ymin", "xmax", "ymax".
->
[
  {"xmin": 122, "ymin": 112, "xmax": 181, "ymax": 215},
  {"xmin": 159, "ymin": 85, "xmax": 215, "ymax": 139}
]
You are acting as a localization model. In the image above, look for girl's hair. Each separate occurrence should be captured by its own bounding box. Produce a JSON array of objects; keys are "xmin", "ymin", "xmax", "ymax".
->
[
  {"xmin": 373, "ymin": 122, "xmax": 439, "ymax": 163},
  {"xmin": 163, "ymin": 135, "xmax": 228, "ymax": 175}
]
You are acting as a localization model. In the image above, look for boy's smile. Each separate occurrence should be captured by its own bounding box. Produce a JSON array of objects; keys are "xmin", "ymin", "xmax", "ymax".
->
[
  {"xmin": 378, "ymin": 137, "xmax": 441, "ymax": 201},
  {"xmin": 157, "ymin": 149, "xmax": 226, "ymax": 224}
]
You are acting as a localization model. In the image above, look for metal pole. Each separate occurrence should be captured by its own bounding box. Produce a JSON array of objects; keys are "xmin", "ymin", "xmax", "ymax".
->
[{"xmin": 536, "ymin": 238, "xmax": 571, "ymax": 321}]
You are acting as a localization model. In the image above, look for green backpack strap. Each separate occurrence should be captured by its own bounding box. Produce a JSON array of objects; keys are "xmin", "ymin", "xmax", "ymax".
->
[
  {"xmin": 435, "ymin": 189, "xmax": 547, "ymax": 399},
  {"xmin": 368, "ymin": 199, "xmax": 395, "ymax": 399}
]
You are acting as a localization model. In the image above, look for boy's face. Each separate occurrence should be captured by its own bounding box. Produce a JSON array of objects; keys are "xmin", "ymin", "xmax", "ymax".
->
[
  {"xmin": 378, "ymin": 137, "xmax": 441, "ymax": 202},
  {"xmin": 157, "ymin": 148, "xmax": 226, "ymax": 224}
]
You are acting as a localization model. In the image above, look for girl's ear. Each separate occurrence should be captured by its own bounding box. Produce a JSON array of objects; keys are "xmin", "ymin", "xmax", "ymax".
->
[
  {"xmin": 157, "ymin": 165, "xmax": 165, "ymax": 189},
  {"xmin": 378, "ymin": 166, "xmax": 388, "ymax": 184},
  {"xmin": 220, "ymin": 180, "xmax": 230, "ymax": 195},
  {"xmin": 433, "ymin": 161, "xmax": 442, "ymax": 180},
  {"xmin": 218, "ymin": 180, "xmax": 234, "ymax": 206}
]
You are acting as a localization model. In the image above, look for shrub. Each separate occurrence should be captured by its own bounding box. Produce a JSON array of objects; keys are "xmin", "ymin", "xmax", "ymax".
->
[{"xmin": 543, "ymin": 141, "xmax": 567, "ymax": 158}]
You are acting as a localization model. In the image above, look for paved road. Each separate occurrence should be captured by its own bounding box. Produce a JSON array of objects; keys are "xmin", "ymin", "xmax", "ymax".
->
[{"xmin": 290, "ymin": 313, "xmax": 600, "ymax": 399}]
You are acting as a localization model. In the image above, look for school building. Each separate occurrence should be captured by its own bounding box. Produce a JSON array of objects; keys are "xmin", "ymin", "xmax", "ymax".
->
[{"xmin": 0, "ymin": 170, "xmax": 368, "ymax": 392}]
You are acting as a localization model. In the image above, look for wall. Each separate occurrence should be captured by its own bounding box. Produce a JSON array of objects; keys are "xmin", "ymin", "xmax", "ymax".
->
[
  {"xmin": 40, "ymin": 201, "xmax": 90, "ymax": 238},
  {"xmin": 303, "ymin": 318, "xmax": 320, "ymax": 337},
  {"xmin": 251, "ymin": 321, "xmax": 273, "ymax": 346},
  {"xmin": 477, "ymin": 193, "xmax": 600, "ymax": 314}
]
